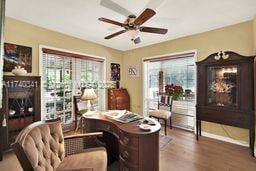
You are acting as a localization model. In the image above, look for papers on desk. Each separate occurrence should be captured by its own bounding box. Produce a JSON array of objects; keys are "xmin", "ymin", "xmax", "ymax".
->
[
  {"xmin": 82, "ymin": 111, "xmax": 99, "ymax": 117},
  {"xmin": 101, "ymin": 110, "xmax": 126, "ymax": 119},
  {"xmin": 101, "ymin": 110, "xmax": 143, "ymax": 123}
]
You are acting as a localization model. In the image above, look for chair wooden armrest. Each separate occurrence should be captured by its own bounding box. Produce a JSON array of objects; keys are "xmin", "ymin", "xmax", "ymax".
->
[
  {"xmin": 64, "ymin": 132, "xmax": 104, "ymax": 156},
  {"xmin": 64, "ymin": 132, "xmax": 103, "ymax": 140}
]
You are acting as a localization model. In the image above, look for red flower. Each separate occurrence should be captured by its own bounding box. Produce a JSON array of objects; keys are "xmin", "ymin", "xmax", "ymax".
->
[{"xmin": 165, "ymin": 84, "xmax": 183, "ymax": 100}]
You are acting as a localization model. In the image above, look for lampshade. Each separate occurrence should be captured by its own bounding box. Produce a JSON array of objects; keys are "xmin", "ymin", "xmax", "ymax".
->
[{"xmin": 81, "ymin": 89, "xmax": 97, "ymax": 100}]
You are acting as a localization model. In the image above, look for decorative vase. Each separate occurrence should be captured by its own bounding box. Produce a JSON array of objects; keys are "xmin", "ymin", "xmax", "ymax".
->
[
  {"xmin": 116, "ymin": 81, "xmax": 120, "ymax": 89},
  {"xmin": 166, "ymin": 93, "xmax": 180, "ymax": 100},
  {"xmin": 12, "ymin": 66, "xmax": 27, "ymax": 76},
  {"xmin": 215, "ymin": 92, "xmax": 232, "ymax": 106},
  {"xmin": 172, "ymin": 94, "xmax": 179, "ymax": 101}
]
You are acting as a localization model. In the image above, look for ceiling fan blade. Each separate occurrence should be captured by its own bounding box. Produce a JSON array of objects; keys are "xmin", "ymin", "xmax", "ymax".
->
[
  {"xmin": 98, "ymin": 17, "xmax": 124, "ymax": 27},
  {"xmin": 133, "ymin": 37, "xmax": 141, "ymax": 44},
  {"xmin": 100, "ymin": 0, "xmax": 133, "ymax": 17},
  {"xmin": 140, "ymin": 26, "xmax": 168, "ymax": 34},
  {"xmin": 104, "ymin": 30, "xmax": 127, "ymax": 39},
  {"xmin": 134, "ymin": 8, "xmax": 156, "ymax": 26}
]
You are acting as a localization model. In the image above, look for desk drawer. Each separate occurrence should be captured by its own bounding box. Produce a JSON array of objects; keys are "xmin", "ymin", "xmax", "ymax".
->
[
  {"xmin": 96, "ymin": 122, "xmax": 111, "ymax": 131},
  {"xmin": 119, "ymin": 143, "xmax": 138, "ymax": 164},
  {"xmin": 96, "ymin": 122, "xmax": 119, "ymax": 136},
  {"xmin": 119, "ymin": 133, "xmax": 138, "ymax": 148},
  {"xmin": 119, "ymin": 156, "xmax": 139, "ymax": 171}
]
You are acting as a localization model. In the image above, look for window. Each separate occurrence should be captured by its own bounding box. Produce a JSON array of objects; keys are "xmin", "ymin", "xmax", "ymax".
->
[
  {"xmin": 41, "ymin": 48, "xmax": 105, "ymax": 125},
  {"xmin": 144, "ymin": 52, "xmax": 196, "ymax": 130},
  {"xmin": 74, "ymin": 59, "xmax": 104, "ymax": 110}
]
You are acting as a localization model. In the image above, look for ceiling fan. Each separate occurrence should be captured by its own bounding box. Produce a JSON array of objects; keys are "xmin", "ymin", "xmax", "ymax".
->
[{"xmin": 98, "ymin": 1, "xmax": 168, "ymax": 44}]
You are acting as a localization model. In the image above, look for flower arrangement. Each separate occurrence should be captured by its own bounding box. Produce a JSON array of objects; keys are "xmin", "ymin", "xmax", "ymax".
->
[
  {"xmin": 209, "ymin": 79, "xmax": 235, "ymax": 106},
  {"xmin": 165, "ymin": 84, "xmax": 184, "ymax": 100},
  {"xmin": 210, "ymin": 80, "xmax": 234, "ymax": 93}
]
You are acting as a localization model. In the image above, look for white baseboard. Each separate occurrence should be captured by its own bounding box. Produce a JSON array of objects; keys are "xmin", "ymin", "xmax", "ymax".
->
[{"xmin": 201, "ymin": 131, "xmax": 249, "ymax": 147}]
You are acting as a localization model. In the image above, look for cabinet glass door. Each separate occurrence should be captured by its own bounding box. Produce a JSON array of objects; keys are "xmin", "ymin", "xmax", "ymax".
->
[{"xmin": 207, "ymin": 65, "xmax": 238, "ymax": 107}]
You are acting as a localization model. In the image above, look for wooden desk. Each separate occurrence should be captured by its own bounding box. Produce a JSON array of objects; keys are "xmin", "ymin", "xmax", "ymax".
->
[{"xmin": 84, "ymin": 114, "xmax": 161, "ymax": 171}]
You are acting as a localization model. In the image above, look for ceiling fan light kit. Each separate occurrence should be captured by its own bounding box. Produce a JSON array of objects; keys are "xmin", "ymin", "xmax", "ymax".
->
[
  {"xmin": 127, "ymin": 30, "xmax": 139, "ymax": 39},
  {"xmin": 99, "ymin": 0, "xmax": 168, "ymax": 44}
]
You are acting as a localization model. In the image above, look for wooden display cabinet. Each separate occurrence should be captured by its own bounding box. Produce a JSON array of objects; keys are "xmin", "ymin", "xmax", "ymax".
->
[
  {"xmin": 0, "ymin": 76, "xmax": 41, "ymax": 160},
  {"xmin": 196, "ymin": 51, "xmax": 255, "ymax": 156}
]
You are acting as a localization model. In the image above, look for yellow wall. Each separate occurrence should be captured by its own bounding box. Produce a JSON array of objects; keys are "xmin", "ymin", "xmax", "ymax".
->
[
  {"xmin": 122, "ymin": 21, "xmax": 254, "ymax": 143},
  {"xmin": 4, "ymin": 17, "xmax": 123, "ymax": 81},
  {"xmin": 254, "ymin": 17, "xmax": 256, "ymax": 53}
]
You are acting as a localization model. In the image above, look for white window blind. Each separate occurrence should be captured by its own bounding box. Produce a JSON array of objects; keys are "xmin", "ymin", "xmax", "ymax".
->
[
  {"xmin": 73, "ymin": 58, "xmax": 104, "ymax": 111},
  {"xmin": 41, "ymin": 49, "xmax": 104, "ymax": 125}
]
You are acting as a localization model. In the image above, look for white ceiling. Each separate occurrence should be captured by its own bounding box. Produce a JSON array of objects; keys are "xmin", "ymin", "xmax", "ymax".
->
[{"xmin": 6, "ymin": 0, "xmax": 256, "ymax": 51}]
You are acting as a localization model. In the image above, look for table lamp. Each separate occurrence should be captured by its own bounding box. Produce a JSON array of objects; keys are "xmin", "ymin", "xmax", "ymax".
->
[{"xmin": 81, "ymin": 89, "xmax": 97, "ymax": 113}]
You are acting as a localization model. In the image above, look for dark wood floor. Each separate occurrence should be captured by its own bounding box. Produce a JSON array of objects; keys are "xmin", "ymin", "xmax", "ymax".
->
[{"xmin": 0, "ymin": 128, "xmax": 255, "ymax": 171}]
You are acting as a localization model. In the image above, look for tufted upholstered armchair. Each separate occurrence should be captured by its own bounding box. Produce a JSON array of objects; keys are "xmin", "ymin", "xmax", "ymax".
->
[{"xmin": 12, "ymin": 119, "xmax": 107, "ymax": 171}]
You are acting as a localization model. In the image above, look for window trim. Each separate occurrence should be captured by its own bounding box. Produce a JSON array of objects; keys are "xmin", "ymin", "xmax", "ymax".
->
[
  {"xmin": 39, "ymin": 45, "xmax": 106, "ymax": 121},
  {"xmin": 143, "ymin": 51, "xmax": 196, "ymax": 62},
  {"xmin": 42, "ymin": 48, "xmax": 105, "ymax": 62}
]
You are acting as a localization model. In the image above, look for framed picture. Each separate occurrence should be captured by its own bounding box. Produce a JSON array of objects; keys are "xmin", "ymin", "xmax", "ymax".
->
[
  {"xmin": 3, "ymin": 43, "xmax": 32, "ymax": 72},
  {"xmin": 111, "ymin": 63, "xmax": 120, "ymax": 81},
  {"xmin": 128, "ymin": 65, "xmax": 139, "ymax": 77}
]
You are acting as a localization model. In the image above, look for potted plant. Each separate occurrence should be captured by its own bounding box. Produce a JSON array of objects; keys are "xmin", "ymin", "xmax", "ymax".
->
[{"xmin": 165, "ymin": 84, "xmax": 184, "ymax": 100}]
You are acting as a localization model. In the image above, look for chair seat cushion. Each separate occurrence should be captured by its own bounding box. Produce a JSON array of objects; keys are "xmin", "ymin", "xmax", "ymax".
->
[
  {"xmin": 56, "ymin": 147, "xmax": 107, "ymax": 171},
  {"xmin": 149, "ymin": 109, "xmax": 172, "ymax": 120}
]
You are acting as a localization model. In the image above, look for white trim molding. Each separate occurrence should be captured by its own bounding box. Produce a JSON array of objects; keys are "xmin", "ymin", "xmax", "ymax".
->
[
  {"xmin": 201, "ymin": 131, "xmax": 249, "ymax": 147},
  {"xmin": 142, "ymin": 49, "xmax": 197, "ymax": 61},
  {"xmin": 39, "ymin": 45, "xmax": 106, "ymax": 61}
]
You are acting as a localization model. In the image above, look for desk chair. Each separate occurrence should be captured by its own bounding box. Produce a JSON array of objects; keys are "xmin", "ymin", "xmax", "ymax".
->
[
  {"xmin": 74, "ymin": 96, "xmax": 88, "ymax": 133},
  {"xmin": 12, "ymin": 119, "xmax": 107, "ymax": 171},
  {"xmin": 149, "ymin": 95, "xmax": 173, "ymax": 136}
]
